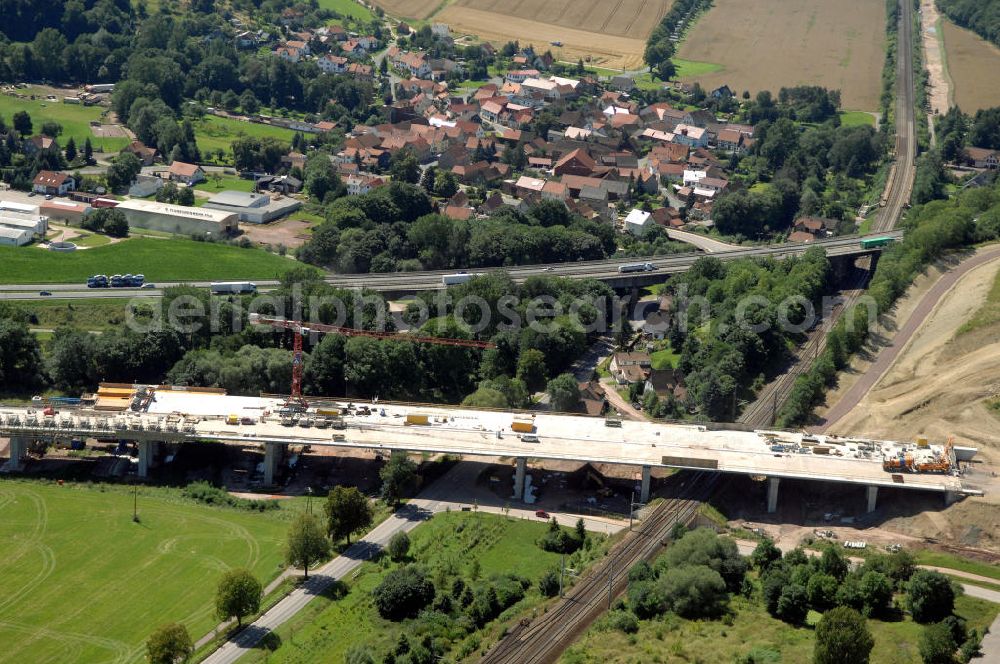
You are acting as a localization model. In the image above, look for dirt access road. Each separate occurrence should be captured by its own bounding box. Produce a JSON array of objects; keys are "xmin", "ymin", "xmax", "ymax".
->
[{"xmin": 818, "ymin": 245, "xmax": 1000, "ymax": 433}]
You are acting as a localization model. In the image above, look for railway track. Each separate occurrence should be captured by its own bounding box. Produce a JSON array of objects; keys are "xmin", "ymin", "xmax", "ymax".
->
[
  {"xmin": 739, "ymin": 0, "xmax": 917, "ymax": 426},
  {"xmin": 479, "ymin": 472, "xmax": 719, "ymax": 664}
]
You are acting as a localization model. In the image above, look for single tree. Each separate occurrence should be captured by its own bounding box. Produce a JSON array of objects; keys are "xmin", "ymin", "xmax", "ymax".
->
[
  {"xmin": 12, "ymin": 110, "xmax": 31, "ymax": 135},
  {"xmin": 176, "ymin": 186, "xmax": 195, "ymax": 206},
  {"xmin": 371, "ymin": 565, "xmax": 435, "ymax": 620},
  {"xmin": 380, "ymin": 453, "xmax": 418, "ymax": 508},
  {"xmin": 40, "ymin": 121, "xmax": 62, "ymax": 137},
  {"xmin": 547, "ymin": 373, "xmax": 581, "ymax": 412},
  {"xmin": 324, "ymin": 485, "xmax": 373, "ymax": 545},
  {"xmin": 285, "ymin": 512, "xmax": 330, "ymax": 579},
  {"xmin": 386, "ymin": 531, "xmax": 410, "ymax": 562},
  {"xmin": 814, "ymin": 606, "xmax": 874, "ymax": 664},
  {"xmin": 83, "ymin": 137, "xmax": 93, "ymax": 163},
  {"xmin": 907, "ymin": 570, "xmax": 957, "ymax": 623},
  {"xmin": 65, "ymin": 137, "xmax": 77, "ymax": 162},
  {"xmin": 750, "ymin": 538, "xmax": 783, "ymax": 572},
  {"xmin": 146, "ymin": 622, "xmax": 194, "ymax": 664},
  {"xmin": 214, "ymin": 568, "xmax": 262, "ymax": 626}
]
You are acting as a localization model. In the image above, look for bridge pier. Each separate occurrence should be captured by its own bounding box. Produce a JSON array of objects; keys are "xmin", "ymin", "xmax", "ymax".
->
[
  {"xmin": 866, "ymin": 485, "xmax": 878, "ymax": 513},
  {"xmin": 5, "ymin": 435, "xmax": 27, "ymax": 471},
  {"xmin": 944, "ymin": 490, "xmax": 961, "ymax": 507},
  {"xmin": 640, "ymin": 465, "xmax": 651, "ymax": 503},
  {"xmin": 263, "ymin": 443, "xmax": 286, "ymax": 487},
  {"xmin": 513, "ymin": 457, "xmax": 526, "ymax": 501},
  {"xmin": 767, "ymin": 477, "xmax": 780, "ymax": 514},
  {"xmin": 137, "ymin": 440, "xmax": 158, "ymax": 478}
]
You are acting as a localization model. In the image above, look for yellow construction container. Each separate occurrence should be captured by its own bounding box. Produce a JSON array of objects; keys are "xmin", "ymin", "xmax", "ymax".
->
[
  {"xmin": 916, "ymin": 437, "xmax": 929, "ymax": 448},
  {"xmin": 315, "ymin": 408, "xmax": 341, "ymax": 417},
  {"xmin": 226, "ymin": 414, "xmax": 239, "ymax": 425},
  {"xmin": 511, "ymin": 419, "xmax": 535, "ymax": 433},
  {"xmin": 405, "ymin": 413, "xmax": 430, "ymax": 426}
]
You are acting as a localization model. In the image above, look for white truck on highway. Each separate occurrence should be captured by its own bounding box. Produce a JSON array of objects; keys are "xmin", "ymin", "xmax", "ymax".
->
[
  {"xmin": 617, "ymin": 262, "xmax": 657, "ymax": 273},
  {"xmin": 441, "ymin": 272, "xmax": 484, "ymax": 286},
  {"xmin": 210, "ymin": 282, "xmax": 258, "ymax": 295}
]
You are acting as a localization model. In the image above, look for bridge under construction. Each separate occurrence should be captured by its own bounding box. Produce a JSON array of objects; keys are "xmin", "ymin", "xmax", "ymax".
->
[{"xmin": 0, "ymin": 383, "xmax": 979, "ymax": 514}]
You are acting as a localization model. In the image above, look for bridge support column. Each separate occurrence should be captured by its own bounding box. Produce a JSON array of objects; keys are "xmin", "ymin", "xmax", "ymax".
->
[
  {"xmin": 866, "ymin": 485, "xmax": 878, "ymax": 513},
  {"xmin": 264, "ymin": 443, "xmax": 285, "ymax": 487},
  {"xmin": 137, "ymin": 440, "xmax": 158, "ymax": 478},
  {"xmin": 6, "ymin": 435, "xmax": 27, "ymax": 471},
  {"xmin": 767, "ymin": 477, "xmax": 780, "ymax": 514},
  {"xmin": 640, "ymin": 465, "xmax": 652, "ymax": 503},
  {"xmin": 944, "ymin": 490, "xmax": 961, "ymax": 507},
  {"xmin": 513, "ymin": 457, "xmax": 526, "ymax": 501}
]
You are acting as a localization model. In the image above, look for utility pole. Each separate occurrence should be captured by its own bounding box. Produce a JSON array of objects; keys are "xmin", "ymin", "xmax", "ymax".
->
[
  {"xmin": 132, "ymin": 483, "xmax": 139, "ymax": 523},
  {"xmin": 306, "ymin": 486, "xmax": 313, "ymax": 515},
  {"xmin": 607, "ymin": 559, "xmax": 614, "ymax": 609}
]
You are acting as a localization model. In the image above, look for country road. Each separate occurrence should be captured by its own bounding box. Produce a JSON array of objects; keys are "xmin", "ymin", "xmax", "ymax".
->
[{"xmin": 199, "ymin": 461, "xmax": 626, "ymax": 664}]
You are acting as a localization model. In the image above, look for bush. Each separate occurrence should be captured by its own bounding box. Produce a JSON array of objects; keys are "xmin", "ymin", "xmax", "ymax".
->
[
  {"xmin": 537, "ymin": 518, "xmax": 583, "ymax": 554},
  {"xmin": 183, "ymin": 481, "xmax": 279, "ymax": 511},
  {"xmin": 660, "ymin": 565, "xmax": 729, "ymax": 619},
  {"xmin": 628, "ymin": 579, "xmax": 667, "ymax": 619},
  {"xmin": 538, "ymin": 570, "xmax": 560, "ymax": 598},
  {"xmin": 806, "ymin": 573, "xmax": 839, "ymax": 610},
  {"xmin": 387, "ymin": 531, "xmax": 410, "ymax": 562},
  {"xmin": 598, "ymin": 609, "xmax": 639, "ymax": 634},
  {"xmin": 814, "ymin": 606, "xmax": 874, "ymax": 664},
  {"xmin": 919, "ymin": 621, "xmax": 958, "ymax": 664},
  {"xmin": 372, "ymin": 566, "xmax": 436, "ymax": 620}
]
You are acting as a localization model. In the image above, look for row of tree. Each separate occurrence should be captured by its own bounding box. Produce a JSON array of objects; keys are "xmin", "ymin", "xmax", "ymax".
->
[{"xmin": 936, "ymin": 0, "xmax": 1000, "ymax": 49}]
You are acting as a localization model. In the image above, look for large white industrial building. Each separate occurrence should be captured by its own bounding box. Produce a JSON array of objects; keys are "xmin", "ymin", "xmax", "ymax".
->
[
  {"xmin": 115, "ymin": 199, "xmax": 238, "ymax": 235},
  {"xmin": 203, "ymin": 190, "xmax": 302, "ymax": 224},
  {"xmin": 0, "ymin": 200, "xmax": 48, "ymax": 245}
]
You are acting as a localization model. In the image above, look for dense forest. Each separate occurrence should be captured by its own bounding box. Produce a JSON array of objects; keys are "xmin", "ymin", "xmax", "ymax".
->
[{"xmin": 936, "ymin": 0, "xmax": 1000, "ymax": 48}]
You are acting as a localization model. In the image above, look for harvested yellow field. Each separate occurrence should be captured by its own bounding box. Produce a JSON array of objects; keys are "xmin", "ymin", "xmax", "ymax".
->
[
  {"xmin": 941, "ymin": 20, "xmax": 1000, "ymax": 111},
  {"xmin": 435, "ymin": 0, "xmax": 673, "ymax": 69},
  {"xmin": 677, "ymin": 0, "xmax": 886, "ymax": 110},
  {"xmin": 371, "ymin": 0, "xmax": 442, "ymax": 20}
]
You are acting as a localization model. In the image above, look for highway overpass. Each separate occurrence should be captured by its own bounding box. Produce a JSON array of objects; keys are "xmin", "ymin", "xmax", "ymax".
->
[
  {"xmin": 0, "ymin": 378, "xmax": 974, "ymax": 514},
  {"xmin": 0, "ymin": 231, "xmax": 903, "ymax": 300}
]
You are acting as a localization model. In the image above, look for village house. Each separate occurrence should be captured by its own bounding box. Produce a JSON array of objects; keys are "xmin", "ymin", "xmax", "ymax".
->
[
  {"xmin": 167, "ymin": 161, "xmax": 205, "ymax": 185},
  {"xmin": 32, "ymin": 171, "xmax": 76, "ymax": 196},
  {"xmin": 609, "ymin": 352, "xmax": 652, "ymax": 385},
  {"xmin": 966, "ymin": 147, "xmax": 999, "ymax": 170}
]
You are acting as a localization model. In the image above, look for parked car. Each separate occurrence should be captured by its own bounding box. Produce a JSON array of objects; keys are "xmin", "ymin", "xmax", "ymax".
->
[
  {"xmin": 39, "ymin": 291, "xmax": 52, "ymax": 296},
  {"xmin": 534, "ymin": 510, "xmax": 549, "ymax": 519}
]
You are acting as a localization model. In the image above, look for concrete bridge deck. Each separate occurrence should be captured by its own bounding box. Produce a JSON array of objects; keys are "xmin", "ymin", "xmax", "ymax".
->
[{"xmin": 0, "ymin": 384, "xmax": 975, "ymax": 513}]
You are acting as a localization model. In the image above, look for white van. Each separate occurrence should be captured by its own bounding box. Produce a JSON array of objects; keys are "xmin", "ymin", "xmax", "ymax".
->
[{"xmin": 522, "ymin": 433, "xmax": 539, "ymax": 443}]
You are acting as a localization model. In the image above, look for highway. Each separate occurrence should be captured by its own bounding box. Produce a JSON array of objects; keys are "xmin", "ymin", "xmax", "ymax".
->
[{"xmin": 0, "ymin": 232, "xmax": 901, "ymax": 301}]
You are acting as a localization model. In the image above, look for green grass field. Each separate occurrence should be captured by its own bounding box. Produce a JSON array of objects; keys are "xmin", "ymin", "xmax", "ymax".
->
[
  {"xmin": 193, "ymin": 116, "xmax": 299, "ymax": 159},
  {"xmin": 71, "ymin": 233, "xmax": 113, "ymax": 248},
  {"xmin": 7, "ymin": 298, "xmax": 157, "ymax": 331},
  {"xmin": 914, "ymin": 549, "xmax": 1000, "ymax": 583},
  {"xmin": 674, "ymin": 58, "xmax": 725, "ymax": 78},
  {"xmin": 0, "ymin": 92, "xmax": 129, "ymax": 152},
  {"xmin": 0, "ymin": 480, "xmax": 295, "ymax": 664},
  {"xmin": 317, "ymin": 0, "xmax": 375, "ymax": 21},
  {"xmin": 194, "ymin": 174, "xmax": 256, "ymax": 194},
  {"xmin": 840, "ymin": 111, "xmax": 877, "ymax": 127},
  {"xmin": 562, "ymin": 593, "xmax": 998, "ymax": 664},
  {"xmin": 0, "ymin": 238, "xmax": 298, "ymax": 284},
  {"xmin": 650, "ymin": 347, "xmax": 680, "ymax": 371},
  {"xmin": 240, "ymin": 511, "xmax": 583, "ymax": 663}
]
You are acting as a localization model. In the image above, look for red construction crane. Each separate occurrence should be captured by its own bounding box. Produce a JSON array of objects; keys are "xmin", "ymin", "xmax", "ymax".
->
[{"xmin": 248, "ymin": 313, "xmax": 495, "ymax": 409}]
